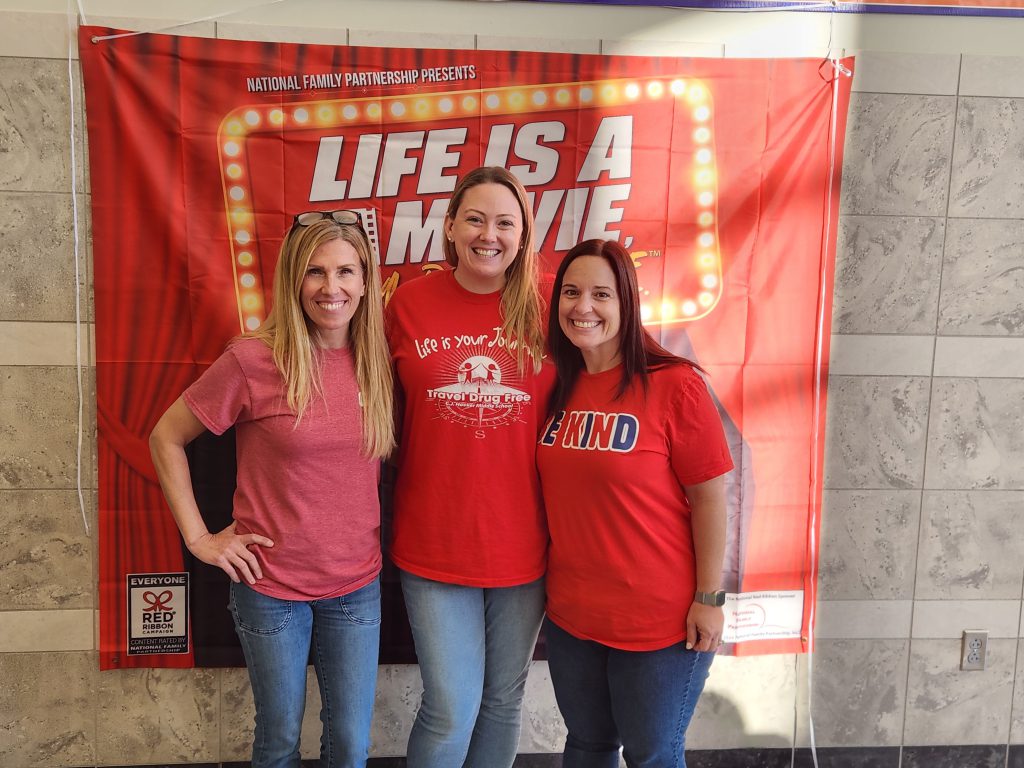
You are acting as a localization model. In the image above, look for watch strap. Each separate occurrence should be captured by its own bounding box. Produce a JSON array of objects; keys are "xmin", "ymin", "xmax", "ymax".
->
[{"xmin": 694, "ymin": 589, "xmax": 726, "ymax": 607}]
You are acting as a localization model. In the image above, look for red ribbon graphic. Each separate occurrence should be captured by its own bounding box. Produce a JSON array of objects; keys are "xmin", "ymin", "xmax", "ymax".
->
[{"xmin": 142, "ymin": 590, "xmax": 173, "ymax": 611}]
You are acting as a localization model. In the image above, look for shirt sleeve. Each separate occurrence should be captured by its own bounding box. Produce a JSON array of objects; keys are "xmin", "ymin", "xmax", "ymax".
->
[
  {"xmin": 182, "ymin": 348, "xmax": 252, "ymax": 435},
  {"xmin": 666, "ymin": 366, "xmax": 735, "ymax": 487}
]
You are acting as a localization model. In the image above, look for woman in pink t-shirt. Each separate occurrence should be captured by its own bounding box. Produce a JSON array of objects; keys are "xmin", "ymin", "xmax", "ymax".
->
[
  {"xmin": 537, "ymin": 239, "xmax": 734, "ymax": 768},
  {"xmin": 150, "ymin": 212, "xmax": 394, "ymax": 768}
]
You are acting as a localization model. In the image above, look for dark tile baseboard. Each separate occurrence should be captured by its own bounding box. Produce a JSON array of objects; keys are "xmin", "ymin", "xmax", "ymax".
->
[
  {"xmin": 902, "ymin": 745, "xmax": 1008, "ymax": 768},
  {"xmin": 688, "ymin": 748, "xmax": 795, "ymax": 767},
  {"xmin": 96, "ymin": 745, "xmax": 1024, "ymax": 767},
  {"xmin": 794, "ymin": 746, "xmax": 900, "ymax": 767}
]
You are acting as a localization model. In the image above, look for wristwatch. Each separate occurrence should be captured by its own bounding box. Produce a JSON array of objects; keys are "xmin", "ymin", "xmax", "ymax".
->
[{"xmin": 694, "ymin": 589, "xmax": 726, "ymax": 607}]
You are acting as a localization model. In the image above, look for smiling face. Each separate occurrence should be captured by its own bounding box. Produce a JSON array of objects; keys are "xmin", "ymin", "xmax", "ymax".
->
[
  {"xmin": 444, "ymin": 182, "xmax": 523, "ymax": 294},
  {"xmin": 558, "ymin": 255, "xmax": 623, "ymax": 373},
  {"xmin": 299, "ymin": 237, "xmax": 365, "ymax": 348}
]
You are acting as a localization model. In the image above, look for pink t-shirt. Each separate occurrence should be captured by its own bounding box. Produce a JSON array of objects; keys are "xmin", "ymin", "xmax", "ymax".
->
[
  {"xmin": 183, "ymin": 337, "xmax": 381, "ymax": 601},
  {"xmin": 537, "ymin": 362, "xmax": 734, "ymax": 651}
]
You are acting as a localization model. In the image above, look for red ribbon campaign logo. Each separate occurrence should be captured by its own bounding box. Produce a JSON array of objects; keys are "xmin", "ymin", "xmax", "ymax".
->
[{"xmin": 127, "ymin": 573, "xmax": 189, "ymax": 655}]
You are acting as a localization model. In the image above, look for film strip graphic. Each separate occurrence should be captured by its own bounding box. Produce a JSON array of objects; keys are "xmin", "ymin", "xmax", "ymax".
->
[{"xmin": 217, "ymin": 77, "xmax": 722, "ymax": 332}]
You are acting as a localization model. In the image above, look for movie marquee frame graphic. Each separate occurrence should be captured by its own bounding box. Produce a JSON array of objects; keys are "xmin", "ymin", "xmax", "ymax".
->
[{"xmin": 217, "ymin": 77, "xmax": 723, "ymax": 333}]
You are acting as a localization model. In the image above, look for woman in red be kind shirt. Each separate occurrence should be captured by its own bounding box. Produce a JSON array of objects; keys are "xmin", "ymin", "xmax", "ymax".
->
[{"xmin": 537, "ymin": 239, "xmax": 734, "ymax": 768}]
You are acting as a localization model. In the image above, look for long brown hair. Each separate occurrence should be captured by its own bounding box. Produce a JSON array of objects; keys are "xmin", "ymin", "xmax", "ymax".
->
[
  {"xmin": 443, "ymin": 166, "xmax": 544, "ymax": 374},
  {"xmin": 547, "ymin": 239, "xmax": 698, "ymax": 416}
]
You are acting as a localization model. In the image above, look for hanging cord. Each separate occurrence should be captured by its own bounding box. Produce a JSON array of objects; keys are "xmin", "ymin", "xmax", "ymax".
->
[
  {"xmin": 89, "ymin": 0, "xmax": 286, "ymax": 43},
  {"xmin": 68, "ymin": 0, "xmax": 88, "ymax": 534},
  {"xmin": 84, "ymin": 0, "xmax": 836, "ymax": 44},
  {"xmin": 806, "ymin": 7, "xmax": 852, "ymax": 764}
]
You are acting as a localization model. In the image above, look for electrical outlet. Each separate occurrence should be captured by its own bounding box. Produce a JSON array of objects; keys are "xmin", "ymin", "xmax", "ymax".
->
[{"xmin": 961, "ymin": 630, "xmax": 987, "ymax": 671}]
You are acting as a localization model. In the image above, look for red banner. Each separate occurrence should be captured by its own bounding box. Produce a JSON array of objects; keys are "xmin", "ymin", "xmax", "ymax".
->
[{"xmin": 80, "ymin": 25, "xmax": 852, "ymax": 668}]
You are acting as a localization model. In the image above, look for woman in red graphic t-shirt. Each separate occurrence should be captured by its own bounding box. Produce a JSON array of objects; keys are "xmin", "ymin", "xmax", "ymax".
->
[
  {"xmin": 150, "ymin": 211, "xmax": 394, "ymax": 768},
  {"xmin": 537, "ymin": 239, "xmax": 734, "ymax": 768},
  {"xmin": 385, "ymin": 167, "xmax": 553, "ymax": 768}
]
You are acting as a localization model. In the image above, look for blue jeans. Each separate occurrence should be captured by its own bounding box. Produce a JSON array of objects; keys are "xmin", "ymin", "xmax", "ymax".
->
[
  {"xmin": 544, "ymin": 618, "xmax": 714, "ymax": 768},
  {"xmin": 229, "ymin": 578, "xmax": 381, "ymax": 768},
  {"xmin": 401, "ymin": 570, "xmax": 546, "ymax": 768}
]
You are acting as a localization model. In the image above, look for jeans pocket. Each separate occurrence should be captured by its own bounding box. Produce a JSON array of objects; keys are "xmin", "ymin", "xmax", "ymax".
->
[
  {"xmin": 339, "ymin": 576, "xmax": 382, "ymax": 626},
  {"xmin": 229, "ymin": 582, "xmax": 295, "ymax": 636}
]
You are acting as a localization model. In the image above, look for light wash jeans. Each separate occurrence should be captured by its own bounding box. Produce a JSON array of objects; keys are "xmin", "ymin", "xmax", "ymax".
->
[
  {"xmin": 229, "ymin": 577, "xmax": 381, "ymax": 768},
  {"xmin": 401, "ymin": 570, "xmax": 546, "ymax": 768},
  {"xmin": 544, "ymin": 618, "xmax": 715, "ymax": 768}
]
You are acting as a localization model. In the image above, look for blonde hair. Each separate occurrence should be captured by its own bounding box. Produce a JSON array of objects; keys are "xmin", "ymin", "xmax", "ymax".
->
[
  {"xmin": 442, "ymin": 166, "xmax": 544, "ymax": 374},
  {"xmin": 248, "ymin": 218, "xmax": 395, "ymax": 459}
]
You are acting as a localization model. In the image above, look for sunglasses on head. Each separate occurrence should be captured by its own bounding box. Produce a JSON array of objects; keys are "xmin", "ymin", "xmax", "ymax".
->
[{"xmin": 291, "ymin": 209, "xmax": 365, "ymax": 231}]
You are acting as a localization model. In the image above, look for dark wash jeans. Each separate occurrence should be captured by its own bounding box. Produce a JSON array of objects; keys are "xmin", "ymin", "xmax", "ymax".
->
[{"xmin": 544, "ymin": 617, "xmax": 715, "ymax": 768}]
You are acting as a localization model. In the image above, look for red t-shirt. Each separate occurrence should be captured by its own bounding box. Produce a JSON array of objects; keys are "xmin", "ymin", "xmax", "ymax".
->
[
  {"xmin": 183, "ymin": 337, "xmax": 381, "ymax": 601},
  {"xmin": 537, "ymin": 362, "xmax": 734, "ymax": 650},
  {"xmin": 386, "ymin": 269, "xmax": 554, "ymax": 587}
]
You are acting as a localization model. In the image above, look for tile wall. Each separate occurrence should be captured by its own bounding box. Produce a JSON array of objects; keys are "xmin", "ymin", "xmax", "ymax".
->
[{"xmin": 1, "ymin": 10, "xmax": 1022, "ymax": 768}]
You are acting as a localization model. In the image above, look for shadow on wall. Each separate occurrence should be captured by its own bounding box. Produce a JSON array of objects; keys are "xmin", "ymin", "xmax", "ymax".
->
[{"xmin": 686, "ymin": 691, "xmax": 791, "ymax": 768}]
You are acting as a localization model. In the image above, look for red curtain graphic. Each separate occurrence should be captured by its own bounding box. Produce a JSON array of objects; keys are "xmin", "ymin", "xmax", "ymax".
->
[{"xmin": 79, "ymin": 26, "xmax": 852, "ymax": 669}]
